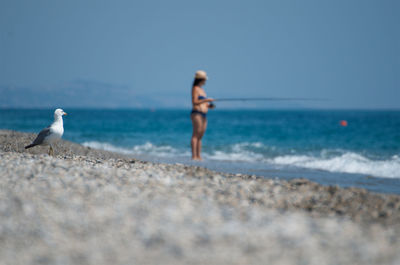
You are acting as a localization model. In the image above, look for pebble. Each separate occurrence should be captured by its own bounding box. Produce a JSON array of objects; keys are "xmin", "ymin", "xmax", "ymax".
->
[{"xmin": 0, "ymin": 130, "xmax": 399, "ymax": 265}]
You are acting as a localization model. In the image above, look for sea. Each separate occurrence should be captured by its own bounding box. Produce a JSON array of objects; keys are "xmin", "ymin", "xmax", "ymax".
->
[{"xmin": 1, "ymin": 109, "xmax": 400, "ymax": 195}]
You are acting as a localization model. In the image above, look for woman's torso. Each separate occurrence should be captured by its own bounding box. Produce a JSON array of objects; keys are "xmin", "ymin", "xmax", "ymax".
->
[{"xmin": 192, "ymin": 86, "xmax": 209, "ymax": 113}]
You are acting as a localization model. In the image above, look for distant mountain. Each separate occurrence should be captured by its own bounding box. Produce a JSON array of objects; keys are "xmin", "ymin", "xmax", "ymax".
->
[
  {"xmin": 0, "ymin": 80, "xmax": 313, "ymax": 109},
  {"xmin": 0, "ymin": 80, "xmax": 190, "ymax": 109}
]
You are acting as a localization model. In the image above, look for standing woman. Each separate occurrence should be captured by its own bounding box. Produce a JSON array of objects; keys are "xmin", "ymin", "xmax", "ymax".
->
[{"xmin": 191, "ymin": 70, "xmax": 215, "ymax": 160}]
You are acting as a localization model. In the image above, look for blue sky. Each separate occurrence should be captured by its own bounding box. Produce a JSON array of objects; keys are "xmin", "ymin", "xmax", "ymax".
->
[{"xmin": 0, "ymin": 0, "xmax": 399, "ymax": 109}]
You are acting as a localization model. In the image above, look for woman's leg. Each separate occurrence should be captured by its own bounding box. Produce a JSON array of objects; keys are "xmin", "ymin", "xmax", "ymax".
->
[
  {"xmin": 191, "ymin": 114, "xmax": 203, "ymax": 160},
  {"xmin": 197, "ymin": 138, "xmax": 201, "ymax": 160},
  {"xmin": 197, "ymin": 118, "xmax": 207, "ymax": 160}
]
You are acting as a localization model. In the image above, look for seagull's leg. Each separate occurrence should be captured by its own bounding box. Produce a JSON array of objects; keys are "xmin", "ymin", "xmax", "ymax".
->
[{"xmin": 49, "ymin": 145, "xmax": 54, "ymax": 156}]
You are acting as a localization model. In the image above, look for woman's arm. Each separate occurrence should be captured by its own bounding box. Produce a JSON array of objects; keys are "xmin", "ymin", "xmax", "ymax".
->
[{"xmin": 192, "ymin": 87, "xmax": 214, "ymax": 105}]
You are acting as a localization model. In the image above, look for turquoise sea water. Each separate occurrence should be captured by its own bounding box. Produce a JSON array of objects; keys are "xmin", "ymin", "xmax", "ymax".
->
[{"xmin": 1, "ymin": 109, "xmax": 400, "ymax": 194}]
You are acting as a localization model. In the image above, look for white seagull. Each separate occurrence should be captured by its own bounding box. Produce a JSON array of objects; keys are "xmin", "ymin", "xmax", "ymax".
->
[{"xmin": 25, "ymin": 108, "xmax": 67, "ymax": 155}]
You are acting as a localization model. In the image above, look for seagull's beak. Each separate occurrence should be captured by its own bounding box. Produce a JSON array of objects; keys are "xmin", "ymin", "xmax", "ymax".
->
[{"xmin": 63, "ymin": 112, "xmax": 67, "ymax": 116}]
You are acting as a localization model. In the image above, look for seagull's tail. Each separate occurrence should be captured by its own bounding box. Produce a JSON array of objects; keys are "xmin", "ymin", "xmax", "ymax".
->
[{"xmin": 25, "ymin": 144, "xmax": 37, "ymax": 149}]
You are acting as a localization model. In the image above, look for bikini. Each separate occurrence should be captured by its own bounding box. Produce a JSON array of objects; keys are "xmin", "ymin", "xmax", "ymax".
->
[{"xmin": 191, "ymin": 95, "xmax": 207, "ymax": 119}]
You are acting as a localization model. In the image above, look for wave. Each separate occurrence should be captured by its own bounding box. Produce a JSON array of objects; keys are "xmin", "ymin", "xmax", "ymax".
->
[
  {"xmin": 82, "ymin": 141, "xmax": 136, "ymax": 155},
  {"xmin": 83, "ymin": 141, "xmax": 269, "ymax": 162},
  {"xmin": 206, "ymin": 144, "xmax": 400, "ymax": 179},
  {"xmin": 82, "ymin": 141, "xmax": 400, "ymax": 179},
  {"xmin": 268, "ymin": 153, "xmax": 400, "ymax": 179},
  {"xmin": 82, "ymin": 141, "xmax": 191, "ymax": 157},
  {"xmin": 204, "ymin": 142, "xmax": 267, "ymax": 162}
]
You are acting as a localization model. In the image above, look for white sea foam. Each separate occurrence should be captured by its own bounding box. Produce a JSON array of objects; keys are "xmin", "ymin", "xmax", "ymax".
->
[
  {"xmin": 82, "ymin": 141, "xmax": 191, "ymax": 157},
  {"xmin": 82, "ymin": 141, "xmax": 400, "ymax": 179},
  {"xmin": 204, "ymin": 142, "xmax": 266, "ymax": 162},
  {"xmin": 269, "ymin": 152, "xmax": 400, "ymax": 179},
  {"xmin": 207, "ymin": 145, "xmax": 400, "ymax": 179},
  {"xmin": 82, "ymin": 141, "xmax": 135, "ymax": 155},
  {"xmin": 204, "ymin": 150, "xmax": 264, "ymax": 162}
]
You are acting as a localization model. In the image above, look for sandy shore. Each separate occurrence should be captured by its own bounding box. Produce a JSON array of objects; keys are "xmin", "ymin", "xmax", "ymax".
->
[{"xmin": 0, "ymin": 130, "xmax": 399, "ymax": 265}]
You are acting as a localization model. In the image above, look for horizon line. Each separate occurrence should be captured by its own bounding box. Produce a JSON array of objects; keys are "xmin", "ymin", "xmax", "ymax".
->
[{"xmin": 1, "ymin": 107, "xmax": 400, "ymax": 111}]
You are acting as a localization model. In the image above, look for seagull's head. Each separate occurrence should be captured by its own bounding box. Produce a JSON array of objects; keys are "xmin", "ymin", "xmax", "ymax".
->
[{"xmin": 54, "ymin": 108, "xmax": 67, "ymax": 118}]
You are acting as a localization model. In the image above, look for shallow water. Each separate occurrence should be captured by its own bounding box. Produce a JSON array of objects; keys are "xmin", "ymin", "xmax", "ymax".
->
[{"xmin": 1, "ymin": 108, "xmax": 399, "ymax": 194}]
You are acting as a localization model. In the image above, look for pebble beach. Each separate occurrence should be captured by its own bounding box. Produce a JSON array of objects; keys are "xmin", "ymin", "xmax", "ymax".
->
[{"xmin": 0, "ymin": 130, "xmax": 399, "ymax": 265}]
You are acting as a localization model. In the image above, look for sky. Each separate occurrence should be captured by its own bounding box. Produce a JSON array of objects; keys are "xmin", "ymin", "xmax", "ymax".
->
[{"xmin": 0, "ymin": 0, "xmax": 399, "ymax": 109}]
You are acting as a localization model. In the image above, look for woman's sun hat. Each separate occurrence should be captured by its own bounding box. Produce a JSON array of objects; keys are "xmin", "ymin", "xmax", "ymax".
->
[{"xmin": 195, "ymin": 70, "xmax": 208, "ymax": 80}]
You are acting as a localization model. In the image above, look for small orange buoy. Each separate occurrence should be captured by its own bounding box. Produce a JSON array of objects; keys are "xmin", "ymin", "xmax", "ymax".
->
[{"xmin": 340, "ymin": 120, "xmax": 348, "ymax": 127}]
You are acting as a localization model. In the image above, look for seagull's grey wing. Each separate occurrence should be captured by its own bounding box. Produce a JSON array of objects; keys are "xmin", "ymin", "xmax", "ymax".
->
[{"xmin": 32, "ymin": 127, "xmax": 52, "ymax": 145}]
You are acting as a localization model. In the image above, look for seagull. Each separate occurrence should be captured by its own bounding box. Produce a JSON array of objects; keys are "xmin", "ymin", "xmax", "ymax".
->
[{"xmin": 25, "ymin": 108, "xmax": 67, "ymax": 155}]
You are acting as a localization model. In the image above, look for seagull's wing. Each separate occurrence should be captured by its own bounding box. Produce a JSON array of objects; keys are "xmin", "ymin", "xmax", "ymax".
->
[{"xmin": 31, "ymin": 127, "xmax": 52, "ymax": 145}]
